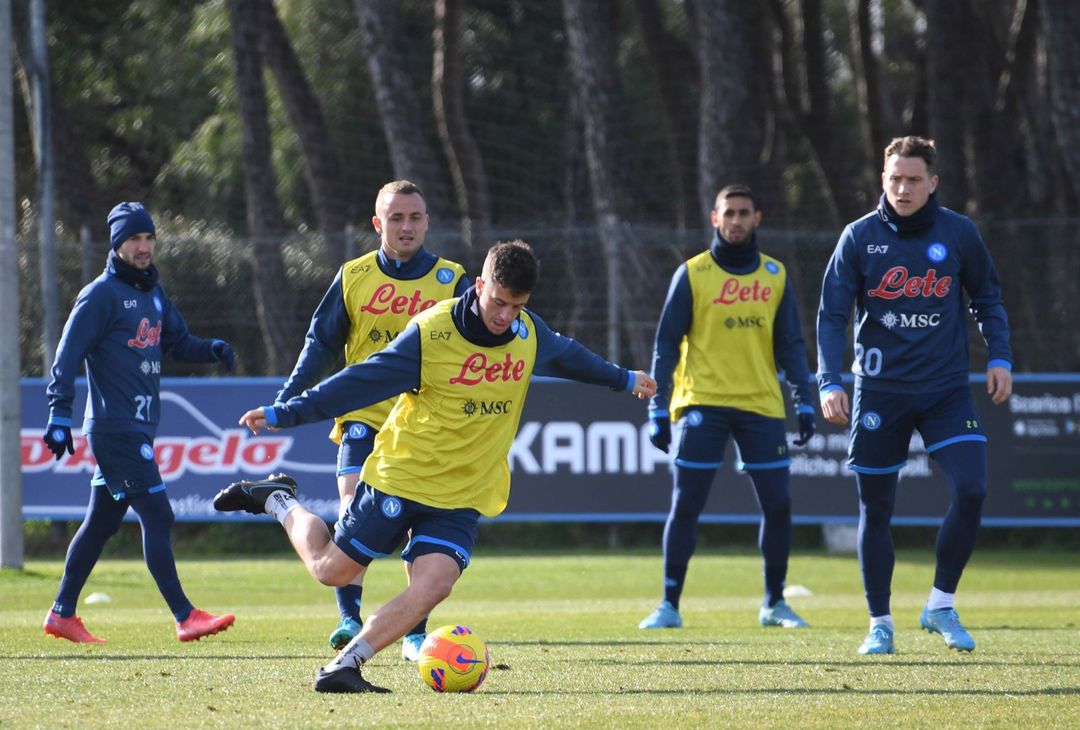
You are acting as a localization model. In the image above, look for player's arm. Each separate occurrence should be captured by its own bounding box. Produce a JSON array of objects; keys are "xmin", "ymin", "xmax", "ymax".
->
[
  {"xmin": 452, "ymin": 273, "xmax": 470, "ymax": 297},
  {"xmin": 773, "ymin": 278, "xmax": 817, "ymax": 443},
  {"xmin": 958, "ymin": 224, "xmax": 1013, "ymax": 405},
  {"xmin": 46, "ymin": 286, "xmax": 110, "ymax": 425},
  {"xmin": 276, "ymin": 269, "xmax": 351, "ymax": 403},
  {"xmin": 816, "ymin": 227, "xmax": 860, "ymax": 424},
  {"xmin": 239, "ymin": 323, "xmax": 422, "ymax": 434},
  {"xmin": 648, "ymin": 265, "xmax": 691, "ymax": 419},
  {"xmin": 529, "ymin": 312, "xmax": 655, "ymax": 398}
]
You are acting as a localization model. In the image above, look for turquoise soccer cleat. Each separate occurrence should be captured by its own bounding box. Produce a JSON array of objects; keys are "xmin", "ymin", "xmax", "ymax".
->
[
  {"xmin": 638, "ymin": 600, "xmax": 683, "ymax": 629},
  {"xmin": 328, "ymin": 617, "xmax": 362, "ymax": 651},
  {"xmin": 920, "ymin": 607, "xmax": 976, "ymax": 652},
  {"xmin": 857, "ymin": 625, "xmax": 896, "ymax": 655},
  {"xmin": 401, "ymin": 632, "xmax": 427, "ymax": 661},
  {"xmin": 758, "ymin": 600, "xmax": 810, "ymax": 628}
]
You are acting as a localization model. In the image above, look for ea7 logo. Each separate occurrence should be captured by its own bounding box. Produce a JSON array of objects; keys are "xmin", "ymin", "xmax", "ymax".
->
[
  {"xmin": 867, "ymin": 244, "xmax": 889, "ymax": 254},
  {"xmin": 124, "ymin": 299, "xmax": 138, "ymax": 309}
]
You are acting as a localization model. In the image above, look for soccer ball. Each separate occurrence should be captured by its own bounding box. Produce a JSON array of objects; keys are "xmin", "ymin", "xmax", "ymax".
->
[{"xmin": 417, "ymin": 624, "xmax": 491, "ymax": 693}]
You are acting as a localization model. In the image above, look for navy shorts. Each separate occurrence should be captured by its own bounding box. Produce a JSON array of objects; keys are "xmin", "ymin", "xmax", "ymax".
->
[
  {"xmin": 848, "ymin": 386, "xmax": 986, "ymax": 474},
  {"xmin": 674, "ymin": 406, "xmax": 790, "ymax": 471},
  {"xmin": 337, "ymin": 421, "xmax": 378, "ymax": 476},
  {"xmin": 87, "ymin": 432, "xmax": 165, "ymax": 501},
  {"xmin": 332, "ymin": 482, "xmax": 480, "ymax": 573}
]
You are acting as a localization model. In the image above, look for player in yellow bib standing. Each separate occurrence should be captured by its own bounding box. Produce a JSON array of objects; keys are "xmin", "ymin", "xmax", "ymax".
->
[
  {"xmin": 216, "ymin": 241, "xmax": 656, "ymax": 693},
  {"xmin": 273, "ymin": 181, "xmax": 468, "ymax": 655},
  {"xmin": 639, "ymin": 185, "xmax": 818, "ymax": 631}
]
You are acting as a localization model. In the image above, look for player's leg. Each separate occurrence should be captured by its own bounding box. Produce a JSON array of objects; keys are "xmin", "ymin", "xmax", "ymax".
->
[
  {"xmin": 315, "ymin": 501, "xmax": 478, "ymax": 693},
  {"xmin": 400, "ymin": 544, "xmax": 430, "ymax": 660},
  {"xmin": 917, "ymin": 388, "xmax": 987, "ymax": 651},
  {"xmin": 640, "ymin": 408, "xmax": 724, "ymax": 629},
  {"xmin": 329, "ymin": 422, "xmax": 374, "ymax": 649},
  {"xmin": 732, "ymin": 412, "xmax": 807, "ymax": 628},
  {"xmin": 848, "ymin": 389, "xmax": 914, "ymax": 654},
  {"xmin": 44, "ymin": 477, "xmax": 127, "ymax": 643}
]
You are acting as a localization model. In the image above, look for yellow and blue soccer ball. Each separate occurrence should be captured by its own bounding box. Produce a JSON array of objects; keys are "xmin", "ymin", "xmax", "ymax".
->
[{"xmin": 417, "ymin": 624, "xmax": 491, "ymax": 693}]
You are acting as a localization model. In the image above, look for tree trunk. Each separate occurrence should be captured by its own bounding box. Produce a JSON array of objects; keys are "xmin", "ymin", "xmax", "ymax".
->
[
  {"xmin": 850, "ymin": 0, "xmax": 890, "ymax": 161},
  {"xmin": 254, "ymin": 0, "xmax": 350, "ymax": 263},
  {"xmin": 353, "ymin": 0, "xmax": 454, "ymax": 224},
  {"xmin": 432, "ymin": 0, "xmax": 491, "ymax": 249},
  {"xmin": 226, "ymin": 0, "xmax": 292, "ymax": 375},
  {"xmin": 925, "ymin": 0, "xmax": 973, "ymax": 211},
  {"xmin": 1041, "ymin": 0, "xmax": 1080, "ymax": 201},
  {"xmin": 631, "ymin": 0, "xmax": 701, "ymax": 229},
  {"xmin": 562, "ymin": 0, "xmax": 651, "ymax": 364}
]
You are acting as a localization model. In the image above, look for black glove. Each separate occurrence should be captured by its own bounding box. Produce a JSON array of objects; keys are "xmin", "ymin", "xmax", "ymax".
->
[
  {"xmin": 648, "ymin": 416, "xmax": 671, "ymax": 453},
  {"xmin": 793, "ymin": 411, "xmax": 815, "ymax": 446},
  {"xmin": 43, "ymin": 422, "xmax": 75, "ymax": 460},
  {"xmin": 211, "ymin": 339, "xmax": 236, "ymax": 372}
]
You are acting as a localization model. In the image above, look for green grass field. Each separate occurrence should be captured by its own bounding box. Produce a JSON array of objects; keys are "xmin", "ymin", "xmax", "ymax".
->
[{"xmin": 1, "ymin": 548, "xmax": 1077, "ymax": 728}]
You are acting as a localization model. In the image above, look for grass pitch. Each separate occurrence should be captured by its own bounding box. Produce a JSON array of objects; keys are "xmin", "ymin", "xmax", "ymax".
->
[{"xmin": 1, "ymin": 548, "xmax": 1077, "ymax": 728}]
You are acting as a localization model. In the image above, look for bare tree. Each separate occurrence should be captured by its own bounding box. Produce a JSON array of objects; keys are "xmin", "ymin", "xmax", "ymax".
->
[
  {"xmin": 353, "ymin": 0, "xmax": 454, "ymax": 223},
  {"xmin": 924, "ymin": 0, "xmax": 974, "ymax": 211},
  {"xmin": 1041, "ymin": 0, "xmax": 1080, "ymax": 201},
  {"xmin": 433, "ymin": 0, "xmax": 491, "ymax": 249},
  {"xmin": 850, "ymin": 0, "xmax": 890, "ymax": 161},
  {"xmin": 226, "ymin": 0, "xmax": 292, "ymax": 374},
  {"xmin": 254, "ymin": 0, "xmax": 350, "ymax": 263}
]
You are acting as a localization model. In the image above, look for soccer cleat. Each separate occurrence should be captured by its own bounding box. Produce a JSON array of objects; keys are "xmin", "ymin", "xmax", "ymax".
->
[
  {"xmin": 920, "ymin": 607, "xmax": 976, "ymax": 652},
  {"xmin": 328, "ymin": 617, "xmax": 362, "ymax": 651},
  {"xmin": 638, "ymin": 600, "xmax": 682, "ymax": 629},
  {"xmin": 401, "ymin": 632, "xmax": 426, "ymax": 662},
  {"xmin": 758, "ymin": 600, "xmax": 810, "ymax": 628},
  {"xmin": 212, "ymin": 473, "xmax": 298, "ymax": 514},
  {"xmin": 857, "ymin": 625, "xmax": 896, "ymax": 655},
  {"xmin": 314, "ymin": 665, "xmax": 391, "ymax": 694},
  {"xmin": 177, "ymin": 608, "xmax": 235, "ymax": 642},
  {"xmin": 43, "ymin": 610, "xmax": 106, "ymax": 644}
]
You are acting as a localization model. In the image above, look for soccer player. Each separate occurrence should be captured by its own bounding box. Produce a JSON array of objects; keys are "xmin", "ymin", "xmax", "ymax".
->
[
  {"xmin": 639, "ymin": 185, "xmax": 817, "ymax": 632},
  {"xmin": 274, "ymin": 180, "xmax": 468, "ymax": 656},
  {"xmin": 817, "ymin": 136, "xmax": 1012, "ymax": 655},
  {"xmin": 42, "ymin": 202, "xmax": 237, "ymax": 644},
  {"xmin": 215, "ymin": 240, "xmax": 656, "ymax": 693}
]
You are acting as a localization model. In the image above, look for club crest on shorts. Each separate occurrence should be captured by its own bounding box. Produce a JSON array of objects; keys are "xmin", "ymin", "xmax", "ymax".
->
[
  {"xmin": 861, "ymin": 411, "xmax": 882, "ymax": 430},
  {"xmin": 381, "ymin": 496, "xmax": 403, "ymax": 519},
  {"xmin": 684, "ymin": 410, "xmax": 703, "ymax": 427},
  {"xmin": 347, "ymin": 423, "xmax": 368, "ymax": 441},
  {"xmin": 140, "ymin": 443, "xmax": 156, "ymax": 460}
]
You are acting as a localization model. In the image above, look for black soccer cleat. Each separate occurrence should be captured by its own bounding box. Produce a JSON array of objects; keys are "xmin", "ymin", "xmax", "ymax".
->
[
  {"xmin": 212, "ymin": 473, "xmax": 299, "ymax": 514},
  {"xmin": 314, "ymin": 665, "xmax": 391, "ymax": 694}
]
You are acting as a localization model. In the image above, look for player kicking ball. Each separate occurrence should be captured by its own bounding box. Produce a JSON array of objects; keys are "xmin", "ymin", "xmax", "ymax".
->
[{"xmin": 215, "ymin": 241, "xmax": 656, "ymax": 692}]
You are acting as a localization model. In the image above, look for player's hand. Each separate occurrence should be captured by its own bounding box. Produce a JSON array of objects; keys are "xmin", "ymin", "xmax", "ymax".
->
[
  {"xmin": 648, "ymin": 416, "xmax": 671, "ymax": 453},
  {"xmin": 211, "ymin": 339, "xmax": 236, "ymax": 372},
  {"xmin": 238, "ymin": 408, "xmax": 268, "ymax": 434},
  {"xmin": 42, "ymin": 422, "xmax": 75, "ymax": 460},
  {"xmin": 987, "ymin": 365, "xmax": 1012, "ymax": 405},
  {"xmin": 793, "ymin": 411, "xmax": 816, "ymax": 446},
  {"xmin": 820, "ymin": 389, "xmax": 850, "ymax": 425},
  {"xmin": 631, "ymin": 371, "xmax": 657, "ymax": 399}
]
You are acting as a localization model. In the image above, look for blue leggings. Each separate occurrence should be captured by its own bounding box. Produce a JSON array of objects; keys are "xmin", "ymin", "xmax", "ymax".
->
[{"xmin": 856, "ymin": 441, "xmax": 987, "ymax": 616}]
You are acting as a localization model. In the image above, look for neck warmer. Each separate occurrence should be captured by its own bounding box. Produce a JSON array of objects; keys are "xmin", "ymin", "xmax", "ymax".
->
[
  {"xmin": 107, "ymin": 249, "xmax": 159, "ymax": 291},
  {"xmin": 452, "ymin": 286, "xmax": 518, "ymax": 348},
  {"xmin": 709, "ymin": 229, "xmax": 760, "ymax": 274},
  {"xmin": 877, "ymin": 191, "xmax": 939, "ymax": 237}
]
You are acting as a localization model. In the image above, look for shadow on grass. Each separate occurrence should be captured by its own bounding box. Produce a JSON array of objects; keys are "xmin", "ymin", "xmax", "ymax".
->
[
  {"xmin": 481, "ymin": 685, "xmax": 1080, "ymax": 697},
  {"xmin": 1, "ymin": 653, "xmax": 327, "ymax": 661}
]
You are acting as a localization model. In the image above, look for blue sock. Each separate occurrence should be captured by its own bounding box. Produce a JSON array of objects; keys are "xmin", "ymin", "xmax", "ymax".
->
[
  {"xmin": 856, "ymin": 472, "xmax": 898, "ymax": 617},
  {"xmin": 748, "ymin": 468, "xmax": 792, "ymax": 607},
  {"xmin": 661, "ymin": 466, "xmax": 714, "ymax": 609},
  {"xmin": 408, "ymin": 617, "xmax": 428, "ymax": 636},
  {"xmin": 931, "ymin": 442, "xmax": 987, "ymax": 592},
  {"xmin": 53, "ymin": 485, "xmax": 128, "ymax": 617},
  {"xmin": 129, "ymin": 491, "xmax": 194, "ymax": 622},
  {"xmin": 336, "ymin": 584, "xmax": 363, "ymax": 624}
]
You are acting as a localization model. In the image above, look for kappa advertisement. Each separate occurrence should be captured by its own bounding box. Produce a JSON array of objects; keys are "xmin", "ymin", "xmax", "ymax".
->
[{"xmin": 19, "ymin": 376, "xmax": 1080, "ymax": 525}]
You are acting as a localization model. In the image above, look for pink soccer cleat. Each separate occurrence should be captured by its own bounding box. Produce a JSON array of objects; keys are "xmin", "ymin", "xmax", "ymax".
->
[
  {"xmin": 176, "ymin": 609, "xmax": 235, "ymax": 642},
  {"xmin": 44, "ymin": 610, "xmax": 106, "ymax": 644}
]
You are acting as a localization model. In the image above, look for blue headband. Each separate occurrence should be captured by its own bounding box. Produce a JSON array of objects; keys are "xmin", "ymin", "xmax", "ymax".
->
[{"xmin": 107, "ymin": 202, "xmax": 156, "ymax": 250}]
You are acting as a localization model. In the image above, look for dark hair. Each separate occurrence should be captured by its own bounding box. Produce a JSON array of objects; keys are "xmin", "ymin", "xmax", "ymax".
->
[
  {"xmin": 714, "ymin": 184, "xmax": 757, "ymax": 211},
  {"xmin": 883, "ymin": 136, "xmax": 936, "ymax": 172},
  {"xmin": 375, "ymin": 180, "xmax": 425, "ymax": 212},
  {"xmin": 485, "ymin": 239, "xmax": 539, "ymax": 294}
]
